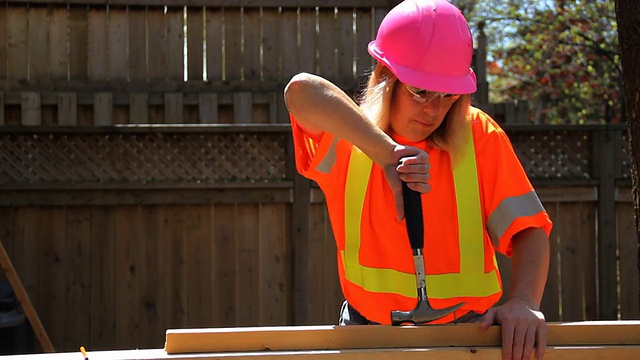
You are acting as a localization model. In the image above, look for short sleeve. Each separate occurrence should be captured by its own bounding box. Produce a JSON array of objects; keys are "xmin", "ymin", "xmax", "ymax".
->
[{"xmin": 472, "ymin": 109, "xmax": 553, "ymax": 256}]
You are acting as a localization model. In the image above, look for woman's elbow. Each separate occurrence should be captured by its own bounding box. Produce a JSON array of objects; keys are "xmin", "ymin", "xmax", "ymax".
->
[{"xmin": 284, "ymin": 72, "xmax": 319, "ymax": 112}]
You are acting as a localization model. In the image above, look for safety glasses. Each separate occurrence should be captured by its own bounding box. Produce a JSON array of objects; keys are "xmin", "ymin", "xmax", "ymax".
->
[{"xmin": 403, "ymin": 84, "xmax": 460, "ymax": 104}]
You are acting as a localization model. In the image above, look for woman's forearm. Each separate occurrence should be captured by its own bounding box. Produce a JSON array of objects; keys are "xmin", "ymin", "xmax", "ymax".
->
[
  {"xmin": 284, "ymin": 72, "xmax": 397, "ymax": 166},
  {"xmin": 508, "ymin": 227, "xmax": 550, "ymax": 310}
]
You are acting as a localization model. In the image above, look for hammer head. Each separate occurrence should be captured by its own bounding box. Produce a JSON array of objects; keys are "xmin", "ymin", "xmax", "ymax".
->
[{"xmin": 391, "ymin": 300, "xmax": 465, "ymax": 325}]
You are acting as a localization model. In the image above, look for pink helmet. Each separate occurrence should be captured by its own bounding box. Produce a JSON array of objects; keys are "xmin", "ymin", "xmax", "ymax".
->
[{"xmin": 367, "ymin": 0, "xmax": 476, "ymax": 94}]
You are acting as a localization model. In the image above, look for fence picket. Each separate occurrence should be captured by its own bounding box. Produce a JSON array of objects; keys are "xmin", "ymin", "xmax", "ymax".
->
[
  {"xmin": 108, "ymin": 7, "xmax": 128, "ymax": 81},
  {"xmin": 130, "ymin": 92, "xmax": 149, "ymax": 124},
  {"xmin": 21, "ymin": 92, "xmax": 41, "ymax": 125},
  {"xmin": 187, "ymin": 7, "xmax": 204, "ymax": 81},
  {"xmin": 166, "ymin": 7, "xmax": 184, "ymax": 82},
  {"xmin": 165, "ymin": 92, "xmax": 184, "ymax": 123},
  {"xmin": 27, "ymin": 6, "xmax": 49, "ymax": 80},
  {"xmin": 0, "ymin": 6, "xmax": 7, "ymax": 80},
  {"xmin": 7, "ymin": 6, "xmax": 28, "ymax": 81},
  {"xmin": 88, "ymin": 6, "xmax": 109, "ymax": 81},
  {"xmin": 69, "ymin": 6, "xmax": 89, "ymax": 81},
  {"xmin": 49, "ymin": 7, "xmax": 68, "ymax": 81},
  {"xmin": 89, "ymin": 206, "xmax": 116, "ymax": 350},
  {"xmin": 94, "ymin": 92, "xmax": 114, "ymax": 125},
  {"xmin": 205, "ymin": 7, "xmax": 223, "ymax": 82},
  {"xmin": 148, "ymin": 8, "xmax": 167, "ymax": 81},
  {"xmin": 261, "ymin": 8, "xmax": 280, "ymax": 82},
  {"xmin": 58, "ymin": 92, "xmax": 78, "ymax": 126}
]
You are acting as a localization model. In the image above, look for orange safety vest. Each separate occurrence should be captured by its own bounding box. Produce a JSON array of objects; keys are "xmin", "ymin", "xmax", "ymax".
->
[
  {"xmin": 290, "ymin": 107, "xmax": 552, "ymax": 325},
  {"xmin": 341, "ymin": 125, "xmax": 500, "ymax": 324}
]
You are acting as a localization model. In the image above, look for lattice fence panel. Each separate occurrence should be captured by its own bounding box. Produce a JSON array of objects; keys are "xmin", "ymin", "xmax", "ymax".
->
[
  {"xmin": 510, "ymin": 129, "xmax": 592, "ymax": 180},
  {"xmin": 0, "ymin": 129, "xmax": 289, "ymax": 187}
]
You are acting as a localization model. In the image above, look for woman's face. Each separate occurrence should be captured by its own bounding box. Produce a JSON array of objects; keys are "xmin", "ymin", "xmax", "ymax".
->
[{"xmin": 389, "ymin": 83, "xmax": 459, "ymax": 142}]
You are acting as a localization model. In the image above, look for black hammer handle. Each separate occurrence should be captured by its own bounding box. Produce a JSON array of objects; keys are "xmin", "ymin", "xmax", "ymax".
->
[{"xmin": 402, "ymin": 181, "xmax": 424, "ymax": 250}]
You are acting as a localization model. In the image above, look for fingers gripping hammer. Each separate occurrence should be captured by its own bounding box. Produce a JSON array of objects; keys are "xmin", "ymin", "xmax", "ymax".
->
[{"xmin": 390, "ymin": 182, "xmax": 465, "ymax": 325}]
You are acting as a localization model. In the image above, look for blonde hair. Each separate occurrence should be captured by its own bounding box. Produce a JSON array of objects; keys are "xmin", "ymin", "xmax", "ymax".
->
[{"xmin": 358, "ymin": 64, "xmax": 472, "ymax": 164}]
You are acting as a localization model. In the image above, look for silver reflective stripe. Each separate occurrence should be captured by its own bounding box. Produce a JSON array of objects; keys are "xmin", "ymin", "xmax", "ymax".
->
[
  {"xmin": 487, "ymin": 191, "xmax": 545, "ymax": 245},
  {"xmin": 316, "ymin": 137, "xmax": 339, "ymax": 174}
]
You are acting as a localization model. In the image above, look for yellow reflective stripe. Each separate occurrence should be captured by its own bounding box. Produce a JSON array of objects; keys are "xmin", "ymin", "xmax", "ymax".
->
[
  {"xmin": 342, "ymin": 126, "xmax": 500, "ymax": 299},
  {"xmin": 341, "ymin": 147, "xmax": 417, "ymax": 297},
  {"xmin": 446, "ymin": 129, "xmax": 501, "ymax": 297}
]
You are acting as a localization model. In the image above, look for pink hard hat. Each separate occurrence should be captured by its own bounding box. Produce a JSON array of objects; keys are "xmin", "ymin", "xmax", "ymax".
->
[{"xmin": 368, "ymin": 0, "xmax": 477, "ymax": 94}]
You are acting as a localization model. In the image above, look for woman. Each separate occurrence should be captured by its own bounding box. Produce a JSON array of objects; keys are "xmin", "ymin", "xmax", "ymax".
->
[{"xmin": 284, "ymin": 1, "xmax": 552, "ymax": 359}]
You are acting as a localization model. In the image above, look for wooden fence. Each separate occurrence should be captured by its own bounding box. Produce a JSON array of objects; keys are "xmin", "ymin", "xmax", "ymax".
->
[
  {"xmin": 0, "ymin": 0, "xmax": 638, "ymax": 354},
  {"xmin": 0, "ymin": 124, "xmax": 638, "ymax": 352}
]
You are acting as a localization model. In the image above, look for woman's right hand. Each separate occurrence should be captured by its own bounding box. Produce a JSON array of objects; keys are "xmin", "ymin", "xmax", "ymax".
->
[{"xmin": 382, "ymin": 145, "xmax": 431, "ymax": 221}]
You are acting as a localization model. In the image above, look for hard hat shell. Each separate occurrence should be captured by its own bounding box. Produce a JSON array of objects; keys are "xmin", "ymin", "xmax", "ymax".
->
[{"xmin": 367, "ymin": 0, "xmax": 476, "ymax": 94}]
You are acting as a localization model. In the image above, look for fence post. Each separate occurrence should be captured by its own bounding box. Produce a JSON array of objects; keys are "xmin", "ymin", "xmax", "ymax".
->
[{"xmin": 594, "ymin": 126, "xmax": 620, "ymax": 319}]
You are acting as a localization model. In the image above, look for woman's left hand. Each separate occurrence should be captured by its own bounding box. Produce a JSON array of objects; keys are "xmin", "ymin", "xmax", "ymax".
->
[{"xmin": 480, "ymin": 298, "xmax": 547, "ymax": 360}]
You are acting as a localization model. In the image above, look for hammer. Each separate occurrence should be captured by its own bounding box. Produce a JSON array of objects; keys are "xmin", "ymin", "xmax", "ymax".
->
[{"xmin": 390, "ymin": 182, "xmax": 465, "ymax": 325}]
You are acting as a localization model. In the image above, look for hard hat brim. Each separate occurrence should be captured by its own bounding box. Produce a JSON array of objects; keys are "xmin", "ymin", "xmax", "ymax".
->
[{"xmin": 368, "ymin": 41, "xmax": 477, "ymax": 95}]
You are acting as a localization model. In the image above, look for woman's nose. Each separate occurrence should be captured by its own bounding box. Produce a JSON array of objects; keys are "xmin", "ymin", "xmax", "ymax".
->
[{"xmin": 421, "ymin": 98, "xmax": 441, "ymax": 115}]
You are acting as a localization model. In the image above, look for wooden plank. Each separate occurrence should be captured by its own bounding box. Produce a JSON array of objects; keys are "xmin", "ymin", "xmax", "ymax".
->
[
  {"xmin": 0, "ymin": 92, "xmax": 4, "ymax": 124},
  {"xmin": 355, "ymin": 8, "xmax": 373, "ymax": 77},
  {"xmin": 9, "ymin": 345, "xmax": 640, "ymax": 360},
  {"xmin": 297, "ymin": 7, "xmax": 316, "ymax": 75},
  {"xmin": 7, "ymin": 5, "xmax": 28, "ymax": 80},
  {"xmin": 57, "ymin": 92, "xmax": 78, "ymax": 125},
  {"xmin": 69, "ymin": 5, "xmax": 89, "ymax": 80},
  {"xmin": 317, "ymin": 8, "xmax": 336, "ymax": 79},
  {"xmin": 87, "ymin": 5, "xmax": 109, "ymax": 80},
  {"xmin": 259, "ymin": 203, "xmax": 290, "ymax": 325},
  {"xmin": 147, "ymin": 7, "xmax": 167, "ymax": 81},
  {"xmin": 107, "ymin": 6, "xmax": 128, "ymax": 81},
  {"xmin": 165, "ymin": 92, "xmax": 184, "ymax": 124},
  {"xmin": 537, "ymin": 186, "xmax": 597, "ymax": 202},
  {"xmin": 89, "ymin": 206, "xmax": 116, "ymax": 350},
  {"xmin": 279, "ymin": 8, "xmax": 298, "ymax": 81},
  {"xmin": 130, "ymin": 92, "xmax": 149, "ymax": 124},
  {"xmin": 205, "ymin": 7, "xmax": 223, "ymax": 82},
  {"xmin": 198, "ymin": 93, "xmax": 218, "ymax": 123},
  {"xmin": 64, "ymin": 207, "xmax": 92, "ymax": 351},
  {"xmin": 27, "ymin": 5, "xmax": 49, "ymax": 80},
  {"xmin": 166, "ymin": 7, "xmax": 184, "ymax": 81},
  {"xmin": 335, "ymin": 8, "xmax": 354, "ymax": 82},
  {"xmin": 128, "ymin": 6, "xmax": 147, "ymax": 81},
  {"xmin": 557, "ymin": 202, "xmax": 590, "ymax": 321},
  {"xmin": 115, "ymin": 205, "xmax": 142, "ymax": 349},
  {"xmin": 38, "ymin": 208, "xmax": 66, "ymax": 351},
  {"xmin": 292, "ymin": 175, "xmax": 311, "ymax": 325},
  {"xmin": 541, "ymin": 201, "xmax": 560, "ymax": 322},
  {"xmin": 166, "ymin": 321, "xmax": 640, "ymax": 354},
  {"xmin": 235, "ymin": 204, "xmax": 261, "ymax": 326},
  {"xmin": 261, "ymin": 7, "xmax": 280, "ymax": 82},
  {"xmin": 233, "ymin": 92, "xmax": 252, "ymax": 123},
  {"xmin": 21, "ymin": 91, "xmax": 42, "ymax": 125},
  {"xmin": 186, "ymin": 204, "xmax": 213, "ymax": 328},
  {"xmin": 243, "ymin": 8, "xmax": 261, "ymax": 81},
  {"xmin": 94, "ymin": 92, "xmax": 114, "ymax": 125},
  {"xmin": 48, "ymin": 6, "xmax": 69, "ymax": 80},
  {"xmin": 139, "ymin": 205, "xmax": 166, "ymax": 349},
  {"xmin": 617, "ymin": 202, "xmax": 640, "ymax": 319},
  {"xmin": 314, "ymin": 202, "xmax": 340, "ymax": 325},
  {"xmin": 187, "ymin": 7, "xmax": 204, "ymax": 81},
  {"xmin": 212, "ymin": 203, "xmax": 237, "ymax": 327},
  {"xmin": 163, "ymin": 205, "xmax": 188, "ymax": 329},
  {"xmin": 0, "ymin": 5, "xmax": 7, "ymax": 80},
  {"xmin": 224, "ymin": 8, "xmax": 242, "ymax": 81}
]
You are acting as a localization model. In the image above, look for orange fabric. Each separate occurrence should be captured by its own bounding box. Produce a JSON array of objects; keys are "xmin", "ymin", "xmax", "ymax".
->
[{"xmin": 290, "ymin": 107, "xmax": 553, "ymax": 324}]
